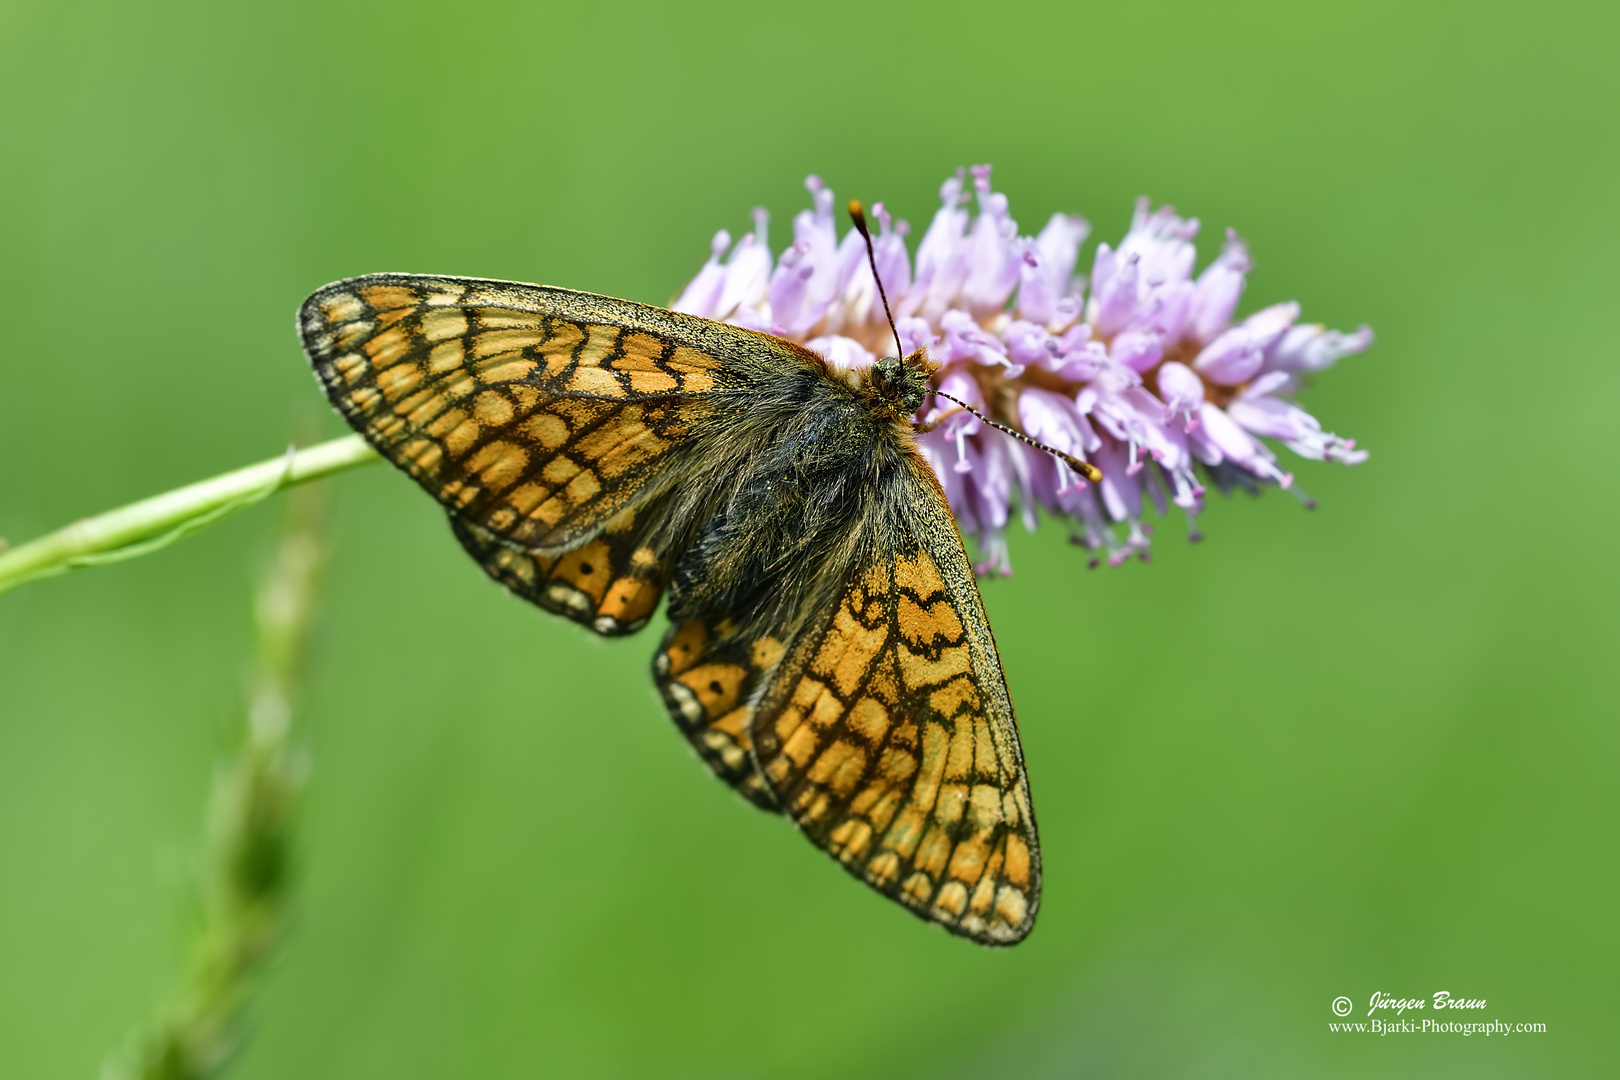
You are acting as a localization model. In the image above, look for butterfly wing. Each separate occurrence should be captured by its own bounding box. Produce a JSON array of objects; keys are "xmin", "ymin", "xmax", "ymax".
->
[
  {"xmin": 300, "ymin": 273, "xmax": 826, "ymax": 639},
  {"xmin": 300, "ymin": 273, "xmax": 751, "ymax": 551},
  {"xmin": 652, "ymin": 616, "xmax": 785, "ymax": 811},
  {"xmin": 450, "ymin": 514, "xmax": 665, "ymax": 636},
  {"xmin": 300, "ymin": 272, "xmax": 830, "ymax": 802},
  {"xmin": 749, "ymin": 454, "xmax": 1041, "ymax": 945}
]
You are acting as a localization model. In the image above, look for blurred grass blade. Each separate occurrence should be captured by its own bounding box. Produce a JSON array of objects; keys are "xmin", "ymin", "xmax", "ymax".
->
[{"xmin": 101, "ymin": 487, "xmax": 326, "ymax": 1080}]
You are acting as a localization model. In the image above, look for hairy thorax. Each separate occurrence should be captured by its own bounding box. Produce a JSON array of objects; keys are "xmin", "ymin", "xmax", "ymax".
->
[{"xmin": 665, "ymin": 350, "xmax": 935, "ymax": 631}]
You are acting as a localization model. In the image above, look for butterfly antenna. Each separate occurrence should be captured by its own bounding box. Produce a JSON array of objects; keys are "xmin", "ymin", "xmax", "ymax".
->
[
  {"xmin": 932, "ymin": 388, "xmax": 1104, "ymax": 484},
  {"xmin": 848, "ymin": 200, "xmax": 904, "ymax": 362},
  {"xmin": 850, "ymin": 199, "xmax": 1097, "ymax": 484}
]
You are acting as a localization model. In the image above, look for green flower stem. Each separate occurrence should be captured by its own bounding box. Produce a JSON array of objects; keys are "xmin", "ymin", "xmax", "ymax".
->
[
  {"xmin": 0, "ymin": 434, "xmax": 377, "ymax": 596},
  {"xmin": 103, "ymin": 489, "xmax": 325, "ymax": 1080}
]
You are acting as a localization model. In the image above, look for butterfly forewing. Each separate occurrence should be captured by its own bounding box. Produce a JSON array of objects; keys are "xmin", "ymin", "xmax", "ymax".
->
[
  {"xmin": 749, "ymin": 458, "xmax": 1040, "ymax": 945},
  {"xmin": 300, "ymin": 274, "xmax": 737, "ymax": 553}
]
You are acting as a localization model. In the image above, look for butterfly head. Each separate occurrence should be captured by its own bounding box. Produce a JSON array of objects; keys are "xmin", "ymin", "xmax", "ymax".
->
[{"xmin": 868, "ymin": 349, "xmax": 937, "ymax": 419}]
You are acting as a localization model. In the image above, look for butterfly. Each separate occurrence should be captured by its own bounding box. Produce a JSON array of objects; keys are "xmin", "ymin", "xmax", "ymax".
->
[{"xmin": 298, "ymin": 253, "xmax": 1045, "ymax": 944}]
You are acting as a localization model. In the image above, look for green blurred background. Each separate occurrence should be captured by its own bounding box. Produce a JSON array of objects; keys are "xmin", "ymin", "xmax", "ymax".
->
[{"xmin": 2, "ymin": 0, "xmax": 1615, "ymax": 1075}]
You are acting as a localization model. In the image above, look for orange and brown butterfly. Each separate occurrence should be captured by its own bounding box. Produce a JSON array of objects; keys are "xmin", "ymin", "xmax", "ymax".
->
[{"xmin": 297, "ymin": 205, "xmax": 1069, "ymax": 944}]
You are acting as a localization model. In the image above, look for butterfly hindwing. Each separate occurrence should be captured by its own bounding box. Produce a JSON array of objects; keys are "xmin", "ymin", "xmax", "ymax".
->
[
  {"xmin": 300, "ymin": 273, "xmax": 745, "ymax": 552},
  {"xmin": 450, "ymin": 513, "xmax": 667, "ymax": 636},
  {"xmin": 652, "ymin": 617, "xmax": 785, "ymax": 811},
  {"xmin": 749, "ymin": 456, "xmax": 1040, "ymax": 945}
]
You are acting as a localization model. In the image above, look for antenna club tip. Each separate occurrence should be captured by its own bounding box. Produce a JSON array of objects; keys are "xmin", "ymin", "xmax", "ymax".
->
[
  {"xmin": 1069, "ymin": 458, "xmax": 1103, "ymax": 483},
  {"xmin": 847, "ymin": 199, "xmax": 870, "ymax": 233}
]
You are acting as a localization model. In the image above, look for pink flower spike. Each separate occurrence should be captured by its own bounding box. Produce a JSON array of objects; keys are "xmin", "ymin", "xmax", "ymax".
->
[{"xmin": 676, "ymin": 169, "xmax": 1375, "ymax": 574}]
